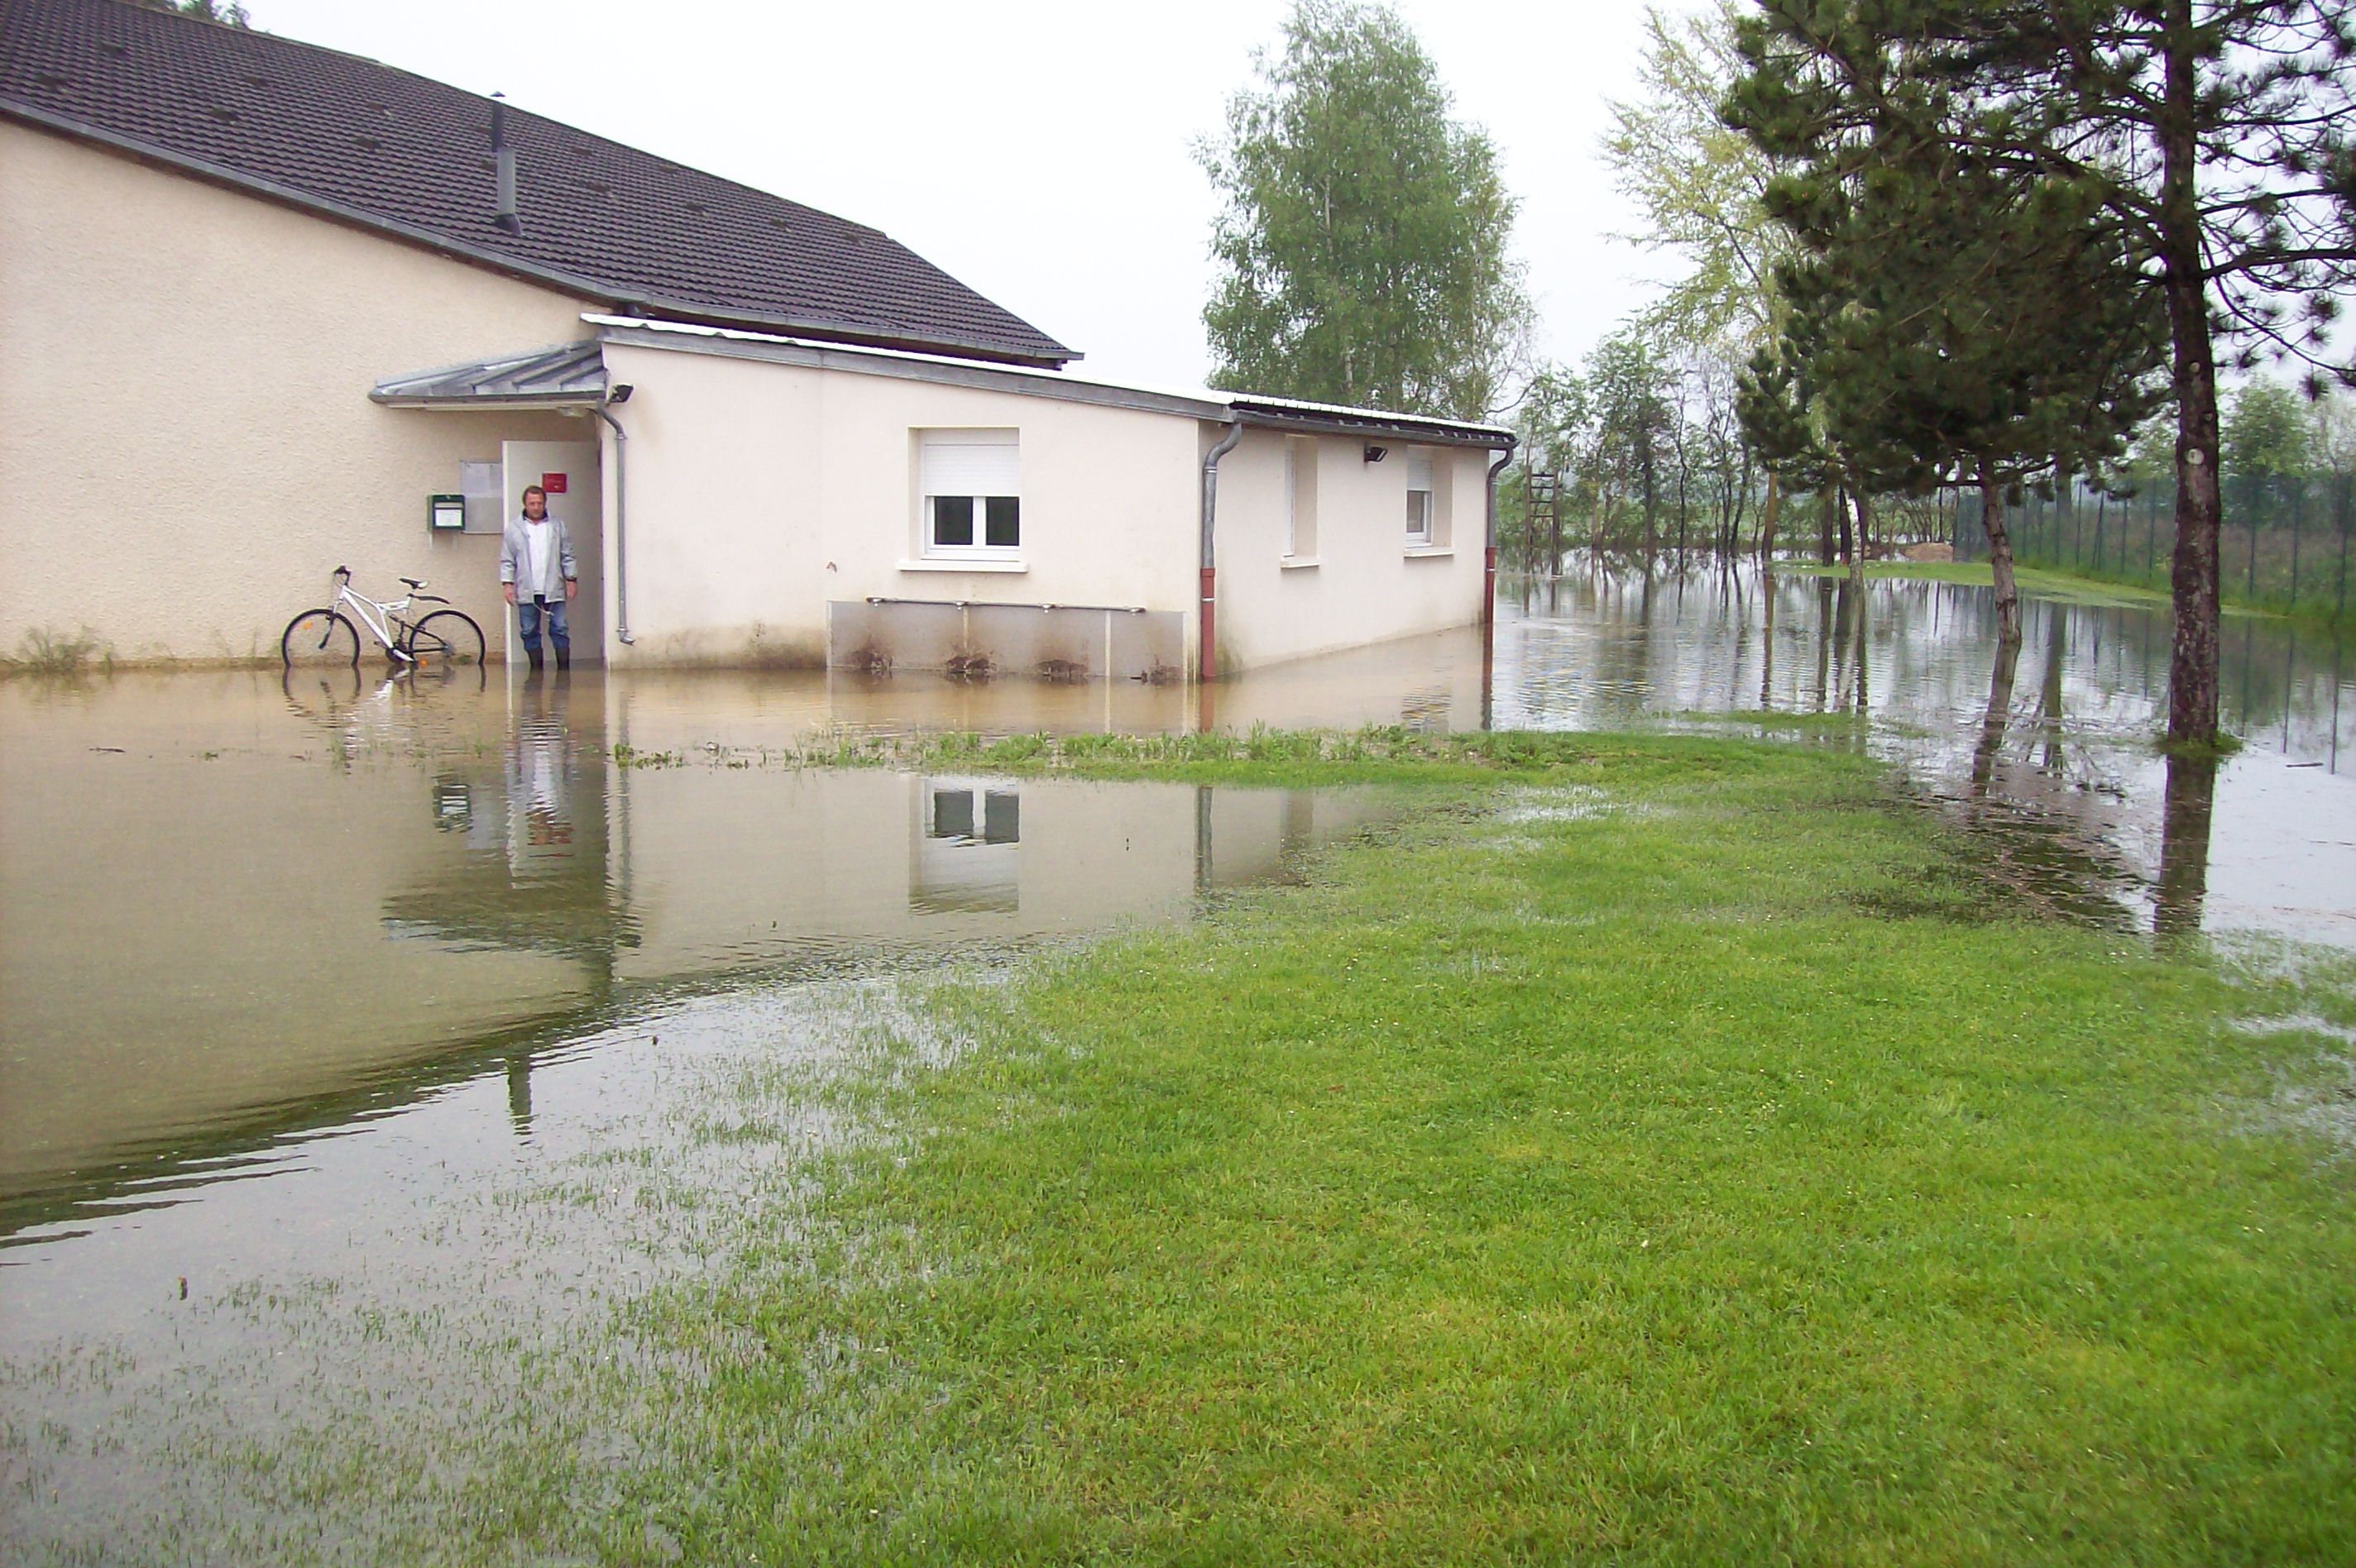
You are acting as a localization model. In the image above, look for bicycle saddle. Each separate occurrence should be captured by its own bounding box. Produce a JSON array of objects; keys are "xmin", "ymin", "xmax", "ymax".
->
[{"xmin": 400, "ymin": 576, "xmax": 427, "ymax": 590}]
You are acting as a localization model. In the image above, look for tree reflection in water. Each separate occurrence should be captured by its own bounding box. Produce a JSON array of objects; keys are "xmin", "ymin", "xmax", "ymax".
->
[{"xmin": 2155, "ymin": 752, "xmax": 2219, "ymax": 940}]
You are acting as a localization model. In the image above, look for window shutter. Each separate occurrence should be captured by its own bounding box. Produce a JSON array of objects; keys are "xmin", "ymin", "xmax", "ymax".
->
[
  {"xmin": 1406, "ymin": 452, "xmax": 1434, "ymax": 491},
  {"xmin": 922, "ymin": 432, "xmax": 1020, "ymax": 495}
]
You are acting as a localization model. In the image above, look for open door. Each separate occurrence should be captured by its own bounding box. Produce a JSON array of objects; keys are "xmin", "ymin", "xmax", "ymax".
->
[{"xmin": 500, "ymin": 440, "xmax": 604, "ymax": 665}]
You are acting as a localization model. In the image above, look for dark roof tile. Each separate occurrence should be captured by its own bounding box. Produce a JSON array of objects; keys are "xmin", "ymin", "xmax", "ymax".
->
[{"xmin": 0, "ymin": 0, "xmax": 1077, "ymax": 366}]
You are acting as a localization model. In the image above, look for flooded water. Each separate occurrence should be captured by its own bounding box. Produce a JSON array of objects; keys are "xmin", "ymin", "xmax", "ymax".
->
[{"xmin": 3, "ymin": 560, "xmax": 2352, "ymax": 1561}]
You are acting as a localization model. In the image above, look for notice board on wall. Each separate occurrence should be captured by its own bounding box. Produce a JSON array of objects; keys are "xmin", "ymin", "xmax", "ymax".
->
[{"xmin": 459, "ymin": 460, "xmax": 503, "ymax": 535}]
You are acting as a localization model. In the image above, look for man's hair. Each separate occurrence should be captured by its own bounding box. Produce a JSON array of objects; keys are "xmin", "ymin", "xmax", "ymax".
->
[{"xmin": 521, "ymin": 485, "xmax": 548, "ymax": 501}]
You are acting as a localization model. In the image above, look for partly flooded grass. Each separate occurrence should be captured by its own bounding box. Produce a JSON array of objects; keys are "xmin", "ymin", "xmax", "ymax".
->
[
  {"xmin": 630, "ymin": 739, "xmax": 2350, "ymax": 1565},
  {"xmin": 10, "ymin": 721, "xmax": 2356, "ymax": 1562},
  {"xmin": 12, "ymin": 736, "xmax": 2320, "ymax": 1563}
]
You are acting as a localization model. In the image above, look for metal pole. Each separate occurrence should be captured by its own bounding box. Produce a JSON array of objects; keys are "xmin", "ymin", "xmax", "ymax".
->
[
  {"xmin": 2246, "ymin": 478, "xmax": 2260, "ymax": 603},
  {"xmin": 2336, "ymin": 468, "xmax": 2352, "ymax": 624},
  {"xmin": 2288, "ymin": 475, "xmax": 2305, "ymax": 614}
]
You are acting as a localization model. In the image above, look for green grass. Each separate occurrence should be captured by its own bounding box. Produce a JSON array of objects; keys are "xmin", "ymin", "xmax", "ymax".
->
[
  {"xmin": 596, "ymin": 734, "xmax": 2356, "ymax": 1566},
  {"xmin": 1779, "ymin": 558, "xmax": 2187, "ymax": 609},
  {"xmin": 2, "ymin": 624, "xmax": 116, "ymax": 676}
]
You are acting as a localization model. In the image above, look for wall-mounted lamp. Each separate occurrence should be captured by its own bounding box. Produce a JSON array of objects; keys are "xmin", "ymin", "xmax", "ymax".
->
[
  {"xmin": 606, "ymin": 383, "xmax": 634, "ymax": 404},
  {"xmin": 1363, "ymin": 444, "xmax": 1388, "ymax": 463}
]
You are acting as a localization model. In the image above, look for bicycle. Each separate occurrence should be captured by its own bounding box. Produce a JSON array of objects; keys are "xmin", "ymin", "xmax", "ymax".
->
[{"xmin": 282, "ymin": 566, "xmax": 486, "ymax": 671}]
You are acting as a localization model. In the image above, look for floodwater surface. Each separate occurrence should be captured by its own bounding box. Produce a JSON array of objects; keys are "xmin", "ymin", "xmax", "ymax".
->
[{"xmin": 3, "ymin": 559, "xmax": 2352, "ymax": 1561}]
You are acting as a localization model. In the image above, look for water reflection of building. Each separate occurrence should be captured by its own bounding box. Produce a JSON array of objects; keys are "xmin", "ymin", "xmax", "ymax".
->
[{"xmin": 0, "ymin": 672, "xmax": 1384, "ymax": 1233}]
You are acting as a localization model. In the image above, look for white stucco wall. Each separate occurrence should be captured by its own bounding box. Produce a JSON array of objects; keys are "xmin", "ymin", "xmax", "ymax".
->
[
  {"xmin": 600, "ymin": 340, "xmax": 1203, "ymax": 669},
  {"xmin": 1210, "ymin": 429, "xmax": 1492, "ymax": 671},
  {"xmin": 600, "ymin": 337, "xmax": 1501, "ymax": 674},
  {"xmin": 0, "ymin": 122, "xmax": 596, "ymax": 663}
]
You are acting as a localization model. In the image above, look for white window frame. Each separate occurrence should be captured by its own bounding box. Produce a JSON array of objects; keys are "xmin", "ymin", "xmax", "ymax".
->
[
  {"xmin": 1282, "ymin": 436, "xmax": 1319, "ymax": 563},
  {"xmin": 1405, "ymin": 452, "xmax": 1435, "ymax": 545},
  {"xmin": 1285, "ymin": 440, "xmax": 1299, "ymax": 557},
  {"xmin": 919, "ymin": 430, "xmax": 1022, "ymax": 562}
]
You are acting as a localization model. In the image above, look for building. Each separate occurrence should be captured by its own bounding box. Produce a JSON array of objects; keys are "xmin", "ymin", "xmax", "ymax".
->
[{"xmin": 1, "ymin": 0, "xmax": 1513, "ymax": 676}]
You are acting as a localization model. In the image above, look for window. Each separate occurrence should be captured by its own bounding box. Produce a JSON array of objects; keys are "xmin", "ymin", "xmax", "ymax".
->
[
  {"xmin": 920, "ymin": 430, "xmax": 1021, "ymax": 557},
  {"xmin": 1405, "ymin": 452, "xmax": 1435, "ymax": 544},
  {"xmin": 1284, "ymin": 436, "xmax": 1318, "ymax": 560}
]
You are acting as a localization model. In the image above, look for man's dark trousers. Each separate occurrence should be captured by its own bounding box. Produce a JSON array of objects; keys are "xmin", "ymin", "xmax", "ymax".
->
[{"xmin": 518, "ymin": 595, "xmax": 570, "ymax": 672}]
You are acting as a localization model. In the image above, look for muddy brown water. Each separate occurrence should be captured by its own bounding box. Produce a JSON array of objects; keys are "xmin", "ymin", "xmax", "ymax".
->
[{"xmin": 2, "ymin": 560, "xmax": 2352, "ymax": 1560}]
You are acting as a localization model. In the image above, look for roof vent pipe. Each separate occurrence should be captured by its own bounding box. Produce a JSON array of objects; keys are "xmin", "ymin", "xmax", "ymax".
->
[{"xmin": 491, "ymin": 93, "xmax": 521, "ymax": 235}]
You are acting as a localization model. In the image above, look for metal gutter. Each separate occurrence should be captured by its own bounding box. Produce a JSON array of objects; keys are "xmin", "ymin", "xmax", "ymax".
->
[
  {"xmin": 595, "ymin": 401, "xmax": 635, "ymax": 646},
  {"xmin": 1484, "ymin": 446, "xmax": 1515, "ymax": 655},
  {"xmin": 371, "ymin": 393, "xmax": 602, "ymax": 409},
  {"xmin": 592, "ymin": 319, "xmax": 1229, "ymax": 422},
  {"xmin": 1199, "ymin": 420, "xmax": 1245, "ymax": 683},
  {"xmin": 1232, "ymin": 408, "xmax": 1507, "ymax": 452},
  {"xmin": 0, "ymin": 101, "xmax": 1079, "ymax": 370}
]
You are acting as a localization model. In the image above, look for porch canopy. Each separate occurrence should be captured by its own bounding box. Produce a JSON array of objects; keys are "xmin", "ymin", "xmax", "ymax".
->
[{"xmin": 370, "ymin": 340, "xmax": 608, "ymax": 410}]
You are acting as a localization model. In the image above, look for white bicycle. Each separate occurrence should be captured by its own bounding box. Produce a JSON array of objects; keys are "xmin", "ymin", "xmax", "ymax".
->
[{"xmin": 282, "ymin": 566, "xmax": 486, "ymax": 670}]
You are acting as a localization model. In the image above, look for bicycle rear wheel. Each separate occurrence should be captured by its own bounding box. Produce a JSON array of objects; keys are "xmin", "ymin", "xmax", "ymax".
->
[
  {"xmin": 281, "ymin": 609, "xmax": 360, "ymax": 668},
  {"xmin": 405, "ymin": 610, "xmax": 486, "ymax": 670}
]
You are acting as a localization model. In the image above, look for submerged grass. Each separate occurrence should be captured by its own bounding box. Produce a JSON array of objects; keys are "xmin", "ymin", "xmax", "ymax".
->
[
  {"xmin": 591, "ymin": 734, "xmax": 2356, "ymax": 1566},
  {"xmin": 1779, "ymin": 558, "xmax": 2184, "ymax": 610}
]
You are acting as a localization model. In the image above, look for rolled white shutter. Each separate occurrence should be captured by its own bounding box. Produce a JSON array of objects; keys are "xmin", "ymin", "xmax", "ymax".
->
[
  {"xmin": 922, "ymin": 432, "xmax": 1020, "ymax": 495},
  {"xmin": 1406, "ymin": 452, "xmax": 1434, "ymax": 491}
]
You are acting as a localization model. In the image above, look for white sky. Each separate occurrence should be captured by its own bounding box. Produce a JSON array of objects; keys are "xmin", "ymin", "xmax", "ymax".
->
[{"xmin": 247, "ymin": 1, "xmax": 1693, "ymax": 392}]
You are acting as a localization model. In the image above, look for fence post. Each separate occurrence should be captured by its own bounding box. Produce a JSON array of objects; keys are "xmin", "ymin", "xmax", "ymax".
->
[
  {"xmin": 2288, "ymin": 475, "xmax": 2304, "ymax": 614},
  {"xmin": 2246, "ymin": 479, "xmax": 2260, "ymax": 603},
  {"xmin": 2335, "ymin": 468, "xmax": 2351, "ymax": 624}
]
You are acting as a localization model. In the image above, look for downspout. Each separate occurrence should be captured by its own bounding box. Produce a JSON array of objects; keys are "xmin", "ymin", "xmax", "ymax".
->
[
  {"xmin": 1484, "ymin": 443, "xmax": 1514, "ymax": 653},
  {"xmin": 593, "ymin": 402, "xmax": 635, "ymax": 645},
  {"xmin": 1199, "ymin": 418, "xmax": 1243, "ymax": 682}
]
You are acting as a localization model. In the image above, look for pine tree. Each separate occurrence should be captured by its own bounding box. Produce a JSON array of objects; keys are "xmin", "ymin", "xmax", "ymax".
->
[
  {"xmin": 1731, "ymin": 74, "xmax": 2167, "ymax": 640},
  {"xmin": 1724, "ymin": 0, "xmax": 2356, "ymax": 743}
]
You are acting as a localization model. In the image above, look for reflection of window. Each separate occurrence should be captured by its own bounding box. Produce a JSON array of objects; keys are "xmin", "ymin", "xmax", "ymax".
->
[
  {"xmin": 921, "ymin": 430, "xmax": 1021, "ymax": 557},
  {"xmin": 913, "ymin": 779, "xmax": 1020, "ymax": 914},
  {"xmin": 1405, "ymin": 452, "xmax": 1434, "ymax": 544},
  {"xmin": 930, "ymin": 786, "xmax": 1019, "ymax": 844}
]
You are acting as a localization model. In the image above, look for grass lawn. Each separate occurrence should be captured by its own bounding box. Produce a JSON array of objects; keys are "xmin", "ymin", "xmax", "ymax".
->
[
  {"xmin": 1776, "ymin": 558, "xmax": 2194, "ymax": 609},
  {"xmin": 613, "ymin": 733, "xmax": 2355, "ymax": 1565}
]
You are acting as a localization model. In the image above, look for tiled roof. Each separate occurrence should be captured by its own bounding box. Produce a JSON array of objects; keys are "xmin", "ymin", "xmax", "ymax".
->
[{"xmin": 0, "ymin": 0, "xmax": 1078, "ymax": 366}]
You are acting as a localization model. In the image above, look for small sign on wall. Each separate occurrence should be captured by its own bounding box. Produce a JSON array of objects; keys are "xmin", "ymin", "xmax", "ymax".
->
[
  {"xmin": 429, "ymin": 493, "xmax": 466, "ymax": 532},
  {"xmin": 541, "ymin": 472, "xmax": 568, "ymax": 495}
]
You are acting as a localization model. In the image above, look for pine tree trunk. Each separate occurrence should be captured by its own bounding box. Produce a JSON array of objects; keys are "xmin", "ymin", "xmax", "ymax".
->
[
  {"xmin": 2160, "ymin": 0, "xmax": 2222, "ymax": 747},
  {"xmin": 1818, "ymin": 486, "xmax": 1837, "ymax": 563},
  {"xmin": 1836, "ymin": 486, "xmax": 1855, "ymax": 566},
  {"xmin": 1760, "ymin": 471, "xmax": 1782, "ymax": 561},
  {"xmin": 1851, "ymin": 490, "xmax": 1873, "ymax": 580},
  {"xmin": 1980, "ymin": 467, "xmax": 2021, "ymax": 643}
]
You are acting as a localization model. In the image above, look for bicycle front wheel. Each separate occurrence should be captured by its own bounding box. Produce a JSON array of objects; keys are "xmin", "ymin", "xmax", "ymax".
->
[
  {"xmin": 405, "ymin": 610, "xmax": 486, "ymax": 670},
  {"xmin": 281, "ymin": 609, "xmax": 360, "ymax": 668}
]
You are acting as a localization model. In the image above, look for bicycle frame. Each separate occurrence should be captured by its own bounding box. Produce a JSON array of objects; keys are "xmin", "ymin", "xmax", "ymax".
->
[{"xmin": 328, "ymin": 571, "xmax": 433, "ymax": 662}]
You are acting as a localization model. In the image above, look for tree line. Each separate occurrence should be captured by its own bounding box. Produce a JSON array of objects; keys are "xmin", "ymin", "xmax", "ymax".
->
[{"xmin": 1197, "ymin": 0, "xmax": 2354, "ymax": 750}]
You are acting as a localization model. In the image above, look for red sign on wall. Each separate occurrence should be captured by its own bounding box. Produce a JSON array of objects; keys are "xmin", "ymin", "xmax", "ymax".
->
[{"xmin": 541, "ymin": 472, "xmax": 568, "ymax": 494}]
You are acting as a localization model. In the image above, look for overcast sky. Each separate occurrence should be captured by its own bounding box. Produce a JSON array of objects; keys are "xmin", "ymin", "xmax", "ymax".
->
[{"xmin": 246, "ymin": 0, "xmax": 1694, "ymax": 393}]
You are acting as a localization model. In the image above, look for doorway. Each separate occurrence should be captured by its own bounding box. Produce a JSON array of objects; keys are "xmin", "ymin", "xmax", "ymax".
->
[{"xmin": 500, "ymin": 439, "xmax": 603, "ymax": 665}]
